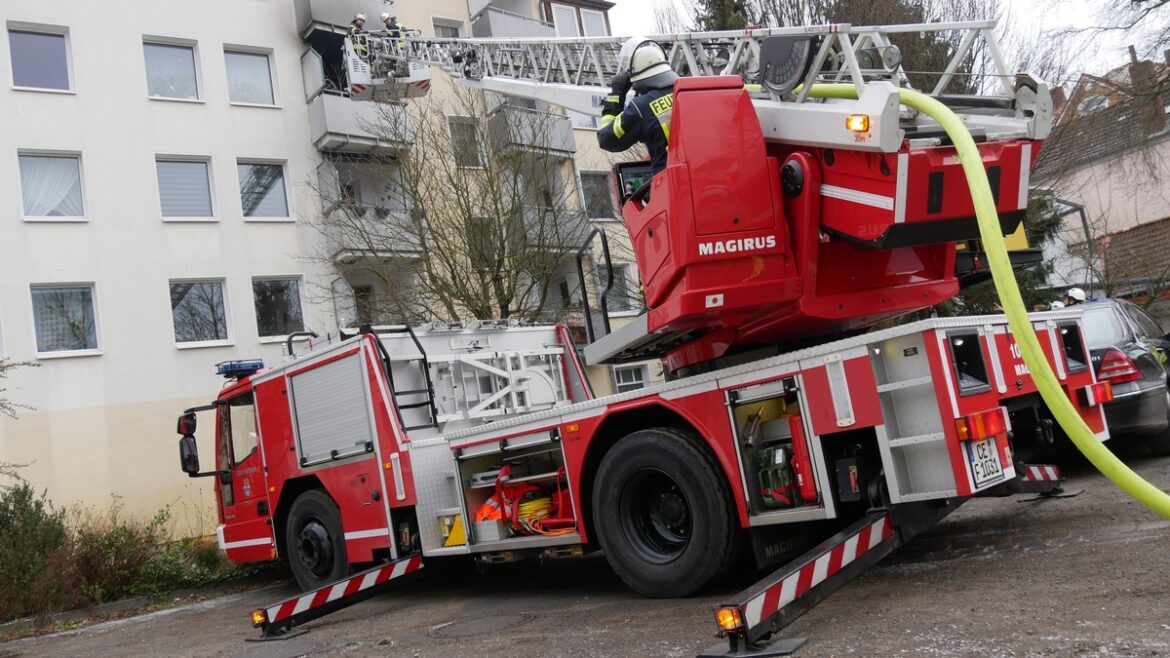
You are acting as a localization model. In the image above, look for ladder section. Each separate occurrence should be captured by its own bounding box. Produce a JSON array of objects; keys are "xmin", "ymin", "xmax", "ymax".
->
[
  {"xmin": 377, "ymin": 323, "xmax": 572, "ymax": 430},
  {"xmin": 869, "ymin": 332, "xmax": 957, "ymax": 503},
  {"xmin": 359, "ymin": 20, "xmax": 1024, "ymax": 108}
]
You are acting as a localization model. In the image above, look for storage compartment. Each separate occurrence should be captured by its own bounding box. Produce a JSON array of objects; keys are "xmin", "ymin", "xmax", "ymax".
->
[
  {"xmin": 729, "ymin": 378, "xmax": 819, "ymax": 514},
  {"xmin": 452, "ymin": 430, "xmax": 578, "ymax": 549}
]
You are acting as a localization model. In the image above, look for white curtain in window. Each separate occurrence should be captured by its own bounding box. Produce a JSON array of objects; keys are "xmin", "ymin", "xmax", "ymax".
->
[{"xmin": 19, "ymin": 155, "xmax": 83, "ymax": 216}]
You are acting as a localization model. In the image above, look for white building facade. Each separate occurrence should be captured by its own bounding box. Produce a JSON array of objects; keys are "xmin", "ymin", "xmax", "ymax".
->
[{"xmin": 0, "ymin": 0, "xmax": 654, "ymax": 522}]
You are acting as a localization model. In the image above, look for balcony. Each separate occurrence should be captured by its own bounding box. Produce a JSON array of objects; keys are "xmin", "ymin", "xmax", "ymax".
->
[
  {"xmin": 294, "ymin": 0, "xmax": 385, "ymax": 37},
  {"xmin": 325, "ymin": 206, "xmax": 425, "ymax": 262},
  {"xmin": 471, "ymin": 6, "xmax": 556, "ymax": 38},
  {"xmin": 488, "ymin": 106, "xmax": 575, "ymax": 155},
  {"xmin": 308, "ymin": 92, "xmax": 413, "ymax": 153}
]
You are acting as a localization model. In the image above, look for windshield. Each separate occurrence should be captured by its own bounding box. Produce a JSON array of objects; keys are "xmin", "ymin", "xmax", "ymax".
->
[{"xmin": 1081, "ymin": 306, "xmax": 1127, "ymax": 348}]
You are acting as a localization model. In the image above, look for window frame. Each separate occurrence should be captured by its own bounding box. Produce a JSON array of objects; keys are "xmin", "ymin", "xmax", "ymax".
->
[
  {"xmin": 28, "ymin": 282, "xmax": 101, "ymax": 359},
  {"xmin": 579, "ymin": 170, "xmax": 618, "ymax": 220},
  {"xmin": 236, "ymin": 158, "xmax": 291, "ymax": 221},
  {"xmin": 17, "ymin": 149, "xmax": 87, "ymax": 222},
  {"xmin": 447, "ymin": 115, "xmax": 485, "ymax": 169},
  {"xmin": 223, "ymin": 45, "xmax": 279, "ymax": 108},
  {"xmin": 431, "ymin": 17, "xmax": 465, "ymax": 38},
  {"xmin": 579, "ymin": 8, "xmax": 608, "ymax": 36},
  {"xmin": 550, "ymin": 4, "xmax": 582, "ymax": 37},
  {"xmin": 7, "ymin": 22, "xmax": 74, "ymax": 93},
  {"xmin": 155, "ymin": 154, "xmax": 216, "ymax": 221},
  {"xmin": 168, "ymin": 277, "xmax": 233, "ymax": 349},
  {"xmin": 142, "ymin": 36, "xmax": 203, "ymax": 102},
  {"xmin": 251, "ymin": 275, "xmax": 308, "ymax": 343},
  {"xmin": 612, "ymin": 364, "xmax": 649, "ymax": 394}
]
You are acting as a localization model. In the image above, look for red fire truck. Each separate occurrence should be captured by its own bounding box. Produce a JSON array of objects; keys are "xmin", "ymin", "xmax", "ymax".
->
[{"xmin": 171, "ymin": 20, "xmax": 1113, "ymax": 655}]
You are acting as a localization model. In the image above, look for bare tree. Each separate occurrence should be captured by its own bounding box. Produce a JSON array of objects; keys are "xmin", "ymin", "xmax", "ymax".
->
[
  {"xmin": 1, "ymin": 359, "xmax": 38, "ymax": 481},
  {"xmin": 307, "ymin": 87, "xmax": 593, "ymax": 325}
]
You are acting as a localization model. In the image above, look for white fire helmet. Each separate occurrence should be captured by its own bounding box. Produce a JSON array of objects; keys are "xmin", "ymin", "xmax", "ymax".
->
[
  {"xmin": 1066, "ymin": 287, "xmax": 1087, "ymax": 302},
  {"xmin": 618, "ymin": 37, "xmax": 672, "ymax": 82},
  {"xmin": 355, "ymin": 13, "xmax": 366, "ymax": 22}
]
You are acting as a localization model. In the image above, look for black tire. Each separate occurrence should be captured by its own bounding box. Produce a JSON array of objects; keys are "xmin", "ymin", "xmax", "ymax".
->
[
  {"xmin": 286, "ymin": 490, "xmax": 348, "ymax": 591},
  {"xmin": 592, "ymin": 427, "xmax": 737, "ymax": 597},
  {"xmin": 1147, "ymin": 392, "xmax": 1170, "ymax": 457}
]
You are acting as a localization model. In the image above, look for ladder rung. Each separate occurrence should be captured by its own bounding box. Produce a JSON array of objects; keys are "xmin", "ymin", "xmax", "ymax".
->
[
  {"xmin": 394, "ymin": 389, "xmax": 430, "ymax": 395},
  {"xmin": 397, "ymin": 401, "xmax": 432, "ymax": 410}
]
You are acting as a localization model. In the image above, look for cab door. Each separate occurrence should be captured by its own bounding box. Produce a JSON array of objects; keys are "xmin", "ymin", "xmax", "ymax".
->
[{"xmin": 216, "ymin": 390, "xmax": 274, "ymax": 562}]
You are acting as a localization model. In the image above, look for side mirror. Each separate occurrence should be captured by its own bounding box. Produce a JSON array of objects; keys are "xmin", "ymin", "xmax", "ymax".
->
[
  {"xmin": 177, "ymin": 412, "xmax": 197, "ymax": 435},
  {"xmin": 179, "ymin": 434, "xmax": 200, "ymax": 475}
]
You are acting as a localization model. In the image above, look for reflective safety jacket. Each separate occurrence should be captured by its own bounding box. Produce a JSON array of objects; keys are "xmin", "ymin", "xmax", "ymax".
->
[{"xmin": 598, "ymin": 87, "xmax": 673, "ymax": 174}]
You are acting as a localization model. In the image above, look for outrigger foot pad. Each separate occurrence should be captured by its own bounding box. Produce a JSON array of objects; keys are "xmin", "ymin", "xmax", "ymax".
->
[{"xmin": 697, "ymin": 636, "xmax": 807, "ymax": 657}]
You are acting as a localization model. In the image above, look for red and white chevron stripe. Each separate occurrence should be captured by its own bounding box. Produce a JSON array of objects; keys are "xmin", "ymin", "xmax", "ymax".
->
[
  {"xmin": 412, "ymin": 80, "xmax": 431, "ymax": 90},
  {"xmin": 743, "ymin": 515, "xmax": 893, "ymax": 630},
  {"xmin": 351, "ymin": 84, "xmax": 368, "ymax": 95},
  {"xmin": 265, "ymin": 555, "xmax": 422, "ymax": 624},
  {"xmin": 1021, "ymin": 464, "xmax": 1061, "ymax": 482}
]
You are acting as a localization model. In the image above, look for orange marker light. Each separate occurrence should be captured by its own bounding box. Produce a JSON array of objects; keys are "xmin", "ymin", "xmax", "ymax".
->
[
  {"xmin": 716, "ymin": 606, "xmax": 744, "ymax": 633},
  {"xmin": 565, "ymin": 423, "xmax": 580, "ymax": 433},
  {"xmin": 845, "ymin": 114, "xmax": 870, "ymax": 132},
  {"xmin": 251, "ymin": 609, "xmax": 268, "ymax": 627}
]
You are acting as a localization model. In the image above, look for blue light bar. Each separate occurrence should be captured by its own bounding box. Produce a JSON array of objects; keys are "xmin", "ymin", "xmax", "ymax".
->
[{"xmin": 216, "ymin": 360, "xmax": 264, "ymax": 379}]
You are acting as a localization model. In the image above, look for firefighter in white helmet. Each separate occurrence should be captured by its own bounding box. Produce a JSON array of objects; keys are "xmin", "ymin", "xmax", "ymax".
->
[
  {"xmin": 381, "ymin": 12, "xmax": 403, "ymax": 38},
  {"xmin": 598, "ymin": 37, "xmax": 678, "ymax": 175},
  {"xmin": 348, "ymin": 13, "xmax": 368, "ymax": 54},
  {"xmin": 1064, "ymin": 287, "xmax": 1087, "ymax": 306}
]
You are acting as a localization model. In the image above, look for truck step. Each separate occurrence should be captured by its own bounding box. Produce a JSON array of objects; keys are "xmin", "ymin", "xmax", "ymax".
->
[{"xmin": 249, "ymin": 554, "xmax": 423, "ymax": 641}]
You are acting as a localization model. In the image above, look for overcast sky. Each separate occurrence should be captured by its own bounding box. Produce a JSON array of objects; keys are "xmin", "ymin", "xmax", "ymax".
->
[{"xmin": 607, "ymin": 1, "xmax": 1148, "ymax": 80}]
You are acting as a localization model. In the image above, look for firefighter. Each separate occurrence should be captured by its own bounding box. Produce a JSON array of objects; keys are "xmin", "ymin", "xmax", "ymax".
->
[
  {"xmin": 1064, "ymin": 287, "xmax": 1087, "ymax": 306},
  {"xmin": 381, "ymin": 12, "xmax": 403, "ymax": 38},
  {"xmin": 597, "ymin": 37, "xmax": 677, "ymax": 176},
  {"xmin": 348, "ymin": 13, "xmax": 368, "ymax": 54}
]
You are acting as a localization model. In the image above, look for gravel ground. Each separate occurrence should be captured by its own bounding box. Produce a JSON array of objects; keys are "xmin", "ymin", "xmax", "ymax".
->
[{"xmin": 3, "ymin": 451, "xmax": 1168, "ymax": 658}]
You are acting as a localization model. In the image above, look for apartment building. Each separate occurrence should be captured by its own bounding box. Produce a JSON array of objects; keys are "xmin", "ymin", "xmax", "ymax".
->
[{"xmin": 0, "ymin": 0, "xmax": 654, "ymax": 521}]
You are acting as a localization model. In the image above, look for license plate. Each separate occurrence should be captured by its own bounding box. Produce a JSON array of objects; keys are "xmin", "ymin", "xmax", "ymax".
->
[{"xmin": 966, "ymin": 437, "xmax": 1004, "ymax": 488}]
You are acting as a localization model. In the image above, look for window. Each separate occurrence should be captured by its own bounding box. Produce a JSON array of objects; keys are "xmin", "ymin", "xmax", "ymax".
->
[
  {"xmin": 169, "ymin": 279, "xmax": 230, "ymax": 345},
  {"xmin": 432, "ymin": 19, "xmax": 463, "ymax": 38},
  {"xmin": 1123, "ymin": 303, "xmax": 1163, "ymax": 339},
  {"xmin": 18, "ymin": 153, "xmax": 84, "ymax": 217},
  {"xmin": 613, "ymin": 365, "xmax": 649, "ymax": 393},
  {"xmin": 448, "ymin": 116, "xmax": 483, "ymax": 168},
  {"xmin": 580, "ymin": 9, "xmax": 608, "ymax": 36},
  {"xmin": 466, "ymin": 216, "xmax": 498, "ymax": 270},
  {"xmin": 581, "ymin": 171, "xmax": 616, "ymax": 219},
  {"xmin": 237, "ymin": 161, "xmax": 288, "ymax": 218},
  {"xmin": 31, "ymin": 285, "xmax": 98, "ymax": 354},
  {"xmin": 551, "ymin": 5, "xmax": 581, "ymax": 37},
  {"xmin": 143, "ymin": 41, "xmax": 199, "ymax": 100},
  {"xmin": 568, "ymin": 110, "xmax": 600, "ymax": 130},
  {"xmin": 252, "ymin": 277, "xmax": 305, "ymax": 338},
  {"xmin": 157, "ymin": 158, "xmax": 213, "ymax": 218},
  {"xmin": 227, "ymin": 392, "xmax": 257, "ymax": 466},
  {"xmin": 8, "ymin": 28, "xmax": 70, "ymax": 91},
  {"xmin": 353, "ymin": 284, "xmax": 376, "ymax": 325},
  {"xmin": 224, "ymin": 49, "xmax": 275, "ymax": 105},
  {"xmin": 605, "ymin": 263, "xmax": 635, "ymax": 312}
]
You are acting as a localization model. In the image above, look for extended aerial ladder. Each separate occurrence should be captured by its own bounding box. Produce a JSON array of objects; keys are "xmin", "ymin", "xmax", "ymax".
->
[{"xmin": 342, "ymin": 21, "xmax": 1053, "ymax": 373}]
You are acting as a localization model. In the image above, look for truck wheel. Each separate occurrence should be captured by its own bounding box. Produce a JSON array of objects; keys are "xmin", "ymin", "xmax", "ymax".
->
[
  {"xmin": 592, "ymin": 427, "xmax": 737, "ymax": 597},
  {"xmin": 286, "ymin": 490, "xmax": 348, "ymax": 591}
]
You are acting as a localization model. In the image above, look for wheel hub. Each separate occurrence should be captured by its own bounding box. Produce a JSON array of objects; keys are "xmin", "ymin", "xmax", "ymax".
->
[
  {"xmin": 620, "ymin": 469, "xmax": 693, "ymax": 564},
  {"xmin": 297, "ymin": 520, "xmax": 334, "ymax": 577}
]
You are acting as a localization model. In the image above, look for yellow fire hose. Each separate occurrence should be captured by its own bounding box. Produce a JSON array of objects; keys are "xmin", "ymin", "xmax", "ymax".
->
[{"xmin": 808, "ymin": 83, "xmax": 1170, "ymax": 518}]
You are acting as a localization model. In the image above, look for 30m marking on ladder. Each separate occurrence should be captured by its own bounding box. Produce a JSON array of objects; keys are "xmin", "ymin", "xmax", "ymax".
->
[{"xmin": 742, "ymin": 516, "xmax": 893, "ymax": 630}]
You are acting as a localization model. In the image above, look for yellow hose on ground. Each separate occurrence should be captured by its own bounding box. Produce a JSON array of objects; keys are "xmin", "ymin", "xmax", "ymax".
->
[{"xmin": 807, "ymin": 83, "xmax": 1170, "ymax": 518}]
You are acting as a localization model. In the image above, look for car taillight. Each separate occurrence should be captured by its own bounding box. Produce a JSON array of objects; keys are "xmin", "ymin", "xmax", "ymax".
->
[
  {"xmin": 1097, "ymin": 349, "xmax": 1142, "ymax": 383},
  {"xmin": 955, "ymin": 408, "xmax": 1006, "ymax": 442}
]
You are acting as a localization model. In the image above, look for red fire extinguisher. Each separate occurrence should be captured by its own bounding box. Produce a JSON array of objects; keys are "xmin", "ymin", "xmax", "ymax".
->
[{"xmin": 789, "ymin": 414, "xmax": 818, "ymax": 503}]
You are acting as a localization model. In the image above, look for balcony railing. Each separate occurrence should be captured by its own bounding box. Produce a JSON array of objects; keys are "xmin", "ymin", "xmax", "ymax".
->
[
  {"xmin": 488, "ymin": 106, "xmax": 576, "ymax": 155},
  {"xmin": 471, "ymin": 6, "xmax": 556, "ymax": 38},
  {"xmin": 308, "ymin": 92, "xmax": 413, "ymax": 153}
]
